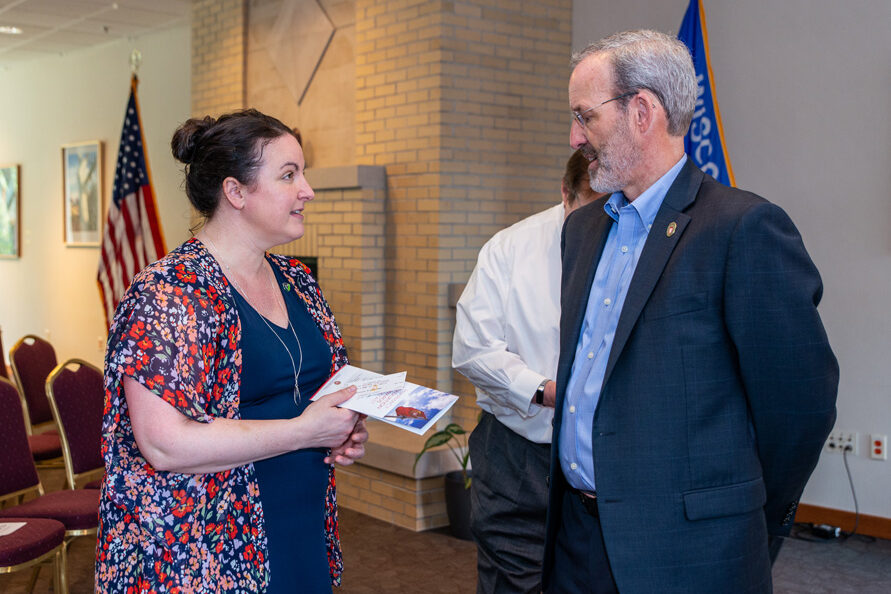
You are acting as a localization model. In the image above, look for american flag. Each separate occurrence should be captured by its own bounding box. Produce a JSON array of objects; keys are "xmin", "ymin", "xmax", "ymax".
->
[{"xmin": 97, "ymin": 76, "xmax": 166, "ymax": 329}]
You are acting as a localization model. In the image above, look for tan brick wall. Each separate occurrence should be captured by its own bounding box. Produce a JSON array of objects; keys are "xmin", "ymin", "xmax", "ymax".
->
[
  {"xmin": 276, "ymin": 173, "xmax": 387, "ymax": 373},
  {"xmin": 189, "ymin": 0, "xmax": 572, "ymax": 530},
  {"xmin": 356, "ymin": 0, "xmax": 572, "ymax": 426},
  {"xmin": 191, "ymin": 0, "xmax": 246, "ymax": 116},
  {"xmin": 337, "ymin": 464, "xmax": 449, "ymax": 531}
]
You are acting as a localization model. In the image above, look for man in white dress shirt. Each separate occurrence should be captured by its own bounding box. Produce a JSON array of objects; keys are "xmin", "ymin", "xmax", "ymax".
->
[{"xmin": 453, "ymin": 150, "xmax": 605, "ymax": 593}]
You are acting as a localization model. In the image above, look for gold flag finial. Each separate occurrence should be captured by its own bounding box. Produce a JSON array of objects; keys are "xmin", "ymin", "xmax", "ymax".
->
[{"xmin": 129, "ymin": 49, "xmax": 142, "ymax": 76}]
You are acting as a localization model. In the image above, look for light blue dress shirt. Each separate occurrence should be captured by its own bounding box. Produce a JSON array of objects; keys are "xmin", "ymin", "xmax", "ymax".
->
[{"xmin": 559, "ymin": 155, "xmax": 687, "ymax": 492}]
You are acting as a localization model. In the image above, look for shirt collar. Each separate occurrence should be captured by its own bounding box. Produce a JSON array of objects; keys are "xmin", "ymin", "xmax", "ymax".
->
[{"xmin": 603, "ymin": 154, "xmax": 688, "ymax": 230}]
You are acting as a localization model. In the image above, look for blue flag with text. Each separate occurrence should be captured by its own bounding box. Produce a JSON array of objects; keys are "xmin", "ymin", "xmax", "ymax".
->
[{"xmin": 678, "ymin": 0, "xmax": 735, "ymax": 186}]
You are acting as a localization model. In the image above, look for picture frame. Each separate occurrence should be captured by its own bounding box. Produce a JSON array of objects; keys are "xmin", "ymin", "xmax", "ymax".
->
[
  {"xmin": 62, "ymin": 141, "xmax": 103, "ymax": 246},
  {"xmin": 0, "ymin": 164, "xmax": 20, "ymax": 259}
]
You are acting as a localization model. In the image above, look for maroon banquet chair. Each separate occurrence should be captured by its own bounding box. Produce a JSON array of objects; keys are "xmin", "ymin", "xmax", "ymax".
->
[
  {"xmin": 8, "ymin": 335, "xmax": 64, "ymax": 468},
  {"xmin": 0, "ymin": 517, "xmax": 64, "ymax": 593},
  {"xmin": 9, "ymin": 335, "xmax": 58, "ymax": 433},
  {"xmin": 46, "ymin": 359, "xmax": 105, "ymax": 490},
  {"xmin": 0, "ymin": 327, "xmax": 9, "ymax": 379},
  {"xmin": 0, "ymin": 376, "xmax": 99, "ymax": 594}
]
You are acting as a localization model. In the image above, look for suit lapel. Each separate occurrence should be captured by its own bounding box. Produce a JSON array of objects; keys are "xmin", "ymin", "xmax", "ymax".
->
[{"xmin": 601, "ymin": 161, "xmax": 704, "ymax": 387}]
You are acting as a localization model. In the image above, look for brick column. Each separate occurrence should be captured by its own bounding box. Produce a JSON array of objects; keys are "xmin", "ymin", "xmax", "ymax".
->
[
  {"xmin": 191, "ymin": 0, "xmax": 247, "ymax": 116},
  {"xmin": 356, "ymin": 0, "xmax": 572, "ymax": 426},
  {"xmin": 276, "ymin": 166, "xmax": 388, "ymax": 373}
]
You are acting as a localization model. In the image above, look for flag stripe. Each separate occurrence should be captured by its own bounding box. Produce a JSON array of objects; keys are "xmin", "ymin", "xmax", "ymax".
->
[
  {"xmin": 96, "ymin": 75, "xmax": 167, "ymax": 330},
  {"xmin": 130, "ymin": 87, "xmax": 167, "ymax": 258}
]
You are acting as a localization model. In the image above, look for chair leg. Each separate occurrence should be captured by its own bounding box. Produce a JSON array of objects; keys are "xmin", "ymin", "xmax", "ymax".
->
[
  {"xmin": 25, "ymin": 564, "xmax": 41, "ymax": 593},
  {"xmin": 58, "ymin": 541, "xmax": 69, "ymax": 594}
]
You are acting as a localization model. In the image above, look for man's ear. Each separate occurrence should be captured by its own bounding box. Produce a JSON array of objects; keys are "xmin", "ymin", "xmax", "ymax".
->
[
  {"xmin": 221, "ymin": 177, "xmax": 245, "ymax": 210},
  {"xmin": 632, "ymin": 90, "xmax": 659, "ymax": 133}
]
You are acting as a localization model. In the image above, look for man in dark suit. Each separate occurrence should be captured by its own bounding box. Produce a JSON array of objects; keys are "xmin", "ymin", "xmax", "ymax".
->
[{"xmin": 542, "ymin": 30, "xmax": 838, "ymax": 593}]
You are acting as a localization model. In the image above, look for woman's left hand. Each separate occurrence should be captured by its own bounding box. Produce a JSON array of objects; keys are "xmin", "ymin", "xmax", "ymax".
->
[{"xmin": 324, "ymin": 416, "xmax": 369, "ymax": 466}]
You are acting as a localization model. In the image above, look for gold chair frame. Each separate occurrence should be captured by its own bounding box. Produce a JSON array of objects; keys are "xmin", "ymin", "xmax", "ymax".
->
[
  {"xmin": 45, "ymin": 359, "xmax": 105, "ymax": 490},
  {"xmin": 9, "ymin": 336, "xmax": 64, "ymax": 470},
  {"xmin": 0, "ymin": 535, "xmax": 63, "ymax": 594},
  {"xmin": 0, "ymin": 376, "xmax": 95, "ymax": 594}
]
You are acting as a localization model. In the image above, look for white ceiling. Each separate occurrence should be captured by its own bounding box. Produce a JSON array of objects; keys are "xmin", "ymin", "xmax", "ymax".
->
[{"xmin": 0, "ymin": 0, "xmax": 191, "ymax": 66}]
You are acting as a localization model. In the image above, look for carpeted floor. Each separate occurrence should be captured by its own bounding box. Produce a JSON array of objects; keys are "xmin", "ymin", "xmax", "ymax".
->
[
  {"xmin": 2, "ymin": 469, "xmax": 890, "ymax": 593},
  {"xmin": 0, "ymin": 507, "xmax": 477, "ymax": 594}
]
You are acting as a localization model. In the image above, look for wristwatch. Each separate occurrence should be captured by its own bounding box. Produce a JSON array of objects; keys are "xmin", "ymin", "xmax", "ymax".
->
[{"xmin": 534, "ymin": 379, "xmax": 550, "ymax": 405}]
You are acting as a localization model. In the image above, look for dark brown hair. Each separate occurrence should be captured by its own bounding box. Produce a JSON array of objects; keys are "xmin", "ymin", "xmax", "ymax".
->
[
  {"xmin": 171, "ymin": 109, "xmax": 298, "ymax": 218},
  {"xmin": 562, "ymin": 149, "xmax": 591, "ymax": 206}
]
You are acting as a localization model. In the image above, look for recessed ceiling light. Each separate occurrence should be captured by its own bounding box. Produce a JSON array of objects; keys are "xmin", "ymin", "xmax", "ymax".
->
[{"xmin": 0, "ymin": 25, "xmax": 23, "ymax": 35}]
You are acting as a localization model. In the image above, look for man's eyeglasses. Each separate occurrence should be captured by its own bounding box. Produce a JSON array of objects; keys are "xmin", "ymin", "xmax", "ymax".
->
[{"xmin": 572, "ymin": 91, "xmax": 638, "ymax": 128}]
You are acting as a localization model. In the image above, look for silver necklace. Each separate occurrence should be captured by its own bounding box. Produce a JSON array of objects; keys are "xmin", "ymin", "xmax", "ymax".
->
[{"xmin": 201, "ymin": 234, "xmax": 304, "ymax": 403}]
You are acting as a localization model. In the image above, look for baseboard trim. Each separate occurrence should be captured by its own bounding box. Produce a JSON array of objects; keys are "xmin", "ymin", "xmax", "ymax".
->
[{"xmin": 795, "ymin": 503, "xmax": 891, "ymax": 540}]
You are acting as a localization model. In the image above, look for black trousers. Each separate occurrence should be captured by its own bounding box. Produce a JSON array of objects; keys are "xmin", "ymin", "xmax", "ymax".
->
[
  {"xmin": 469, "ymin": 412, "xmax": 550, "ymax": 594},
  {"xmin": 547, "ymin": 488, "xmax": 619, "ymax": 593}
]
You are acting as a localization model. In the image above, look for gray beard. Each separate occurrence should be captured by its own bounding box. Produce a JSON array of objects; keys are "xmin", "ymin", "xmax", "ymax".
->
[{"xmin": 589, "ymin": 123, "xmax": 638, "ymax": 194}]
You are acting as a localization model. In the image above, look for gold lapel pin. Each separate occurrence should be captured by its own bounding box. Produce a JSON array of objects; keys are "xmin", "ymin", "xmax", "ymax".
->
[{"xmin": 666, "ymin": 222, "xmax": 677, "ymax": 237}]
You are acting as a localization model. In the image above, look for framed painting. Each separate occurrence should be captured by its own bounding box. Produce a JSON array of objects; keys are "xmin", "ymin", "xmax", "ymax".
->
[
  {"xmin": 0, "ymin": 164, "xmax": 20, "ymax": 258},
  {"xmin": 62, "ymin": 141, "xmax": 103, "ymax": 246}
]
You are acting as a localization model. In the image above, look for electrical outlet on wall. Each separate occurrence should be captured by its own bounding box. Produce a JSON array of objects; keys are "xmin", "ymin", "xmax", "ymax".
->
[
  {"xmin": 870, "ymin": 434, "xmax": 887, "ymax": 460},
  {"xmin": 840, "ymin": 432, "xmax": 858, "ymax": 455},
  {"xmin": 825, "ymin": 432, "xmax": 839, "ymax": 452},
  {"xmin": 824, "ymin": 431, "xmax": 859, "ymax": 455}
]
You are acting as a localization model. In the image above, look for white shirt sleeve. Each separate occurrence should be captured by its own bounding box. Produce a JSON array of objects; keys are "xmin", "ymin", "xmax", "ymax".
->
[
  {"xmin": 452, "ymin": 204, "xmax": 564, "ymax": 446},
  {"xmin": 452, "ymin": 235, "xmax": 549, "ymax": 418}
]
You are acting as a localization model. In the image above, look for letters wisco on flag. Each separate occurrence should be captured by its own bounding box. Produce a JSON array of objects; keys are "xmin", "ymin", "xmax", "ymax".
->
[
  {"xmin": 97, "ymin": 76, "xmax": 167, "ymax": 329},
  {"xmin": 678, "ymin": 0, "xmax": 736, "ymax": 187}
]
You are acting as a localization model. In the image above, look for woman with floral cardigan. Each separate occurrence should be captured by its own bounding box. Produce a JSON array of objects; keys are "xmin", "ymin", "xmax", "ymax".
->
[{"xmin": 97, "ymin": 109, "xmax": 367, "ymax": 593}]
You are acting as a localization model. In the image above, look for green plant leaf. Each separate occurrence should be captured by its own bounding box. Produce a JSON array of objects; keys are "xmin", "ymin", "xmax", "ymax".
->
[
  {"xmin": 413, "ymin": 429, "xmax": 455, "ymax": 472},
  {"xmin": 422, "ymin": 431, "xmax": 454, "ymax": 450},
  {"xmin": 442, "ymin": 423, "xmax": 465, "ymax": 435}
]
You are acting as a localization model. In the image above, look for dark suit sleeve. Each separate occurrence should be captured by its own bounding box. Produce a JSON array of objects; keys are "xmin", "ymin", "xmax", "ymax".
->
[{"xmin": 723, "ymin": 201, "xmax": 838, "ymax": 536}]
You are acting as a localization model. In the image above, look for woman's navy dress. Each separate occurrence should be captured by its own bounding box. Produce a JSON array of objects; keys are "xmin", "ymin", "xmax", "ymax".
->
[{"xmin": 233, "ymin": 265, "xmax": 334, "ymax": 593}]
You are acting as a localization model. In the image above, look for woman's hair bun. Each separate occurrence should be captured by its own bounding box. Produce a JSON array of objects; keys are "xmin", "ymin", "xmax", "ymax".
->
[{"xmin": 171, "ymin": 116, "xmax": 216, "ymax": 164}]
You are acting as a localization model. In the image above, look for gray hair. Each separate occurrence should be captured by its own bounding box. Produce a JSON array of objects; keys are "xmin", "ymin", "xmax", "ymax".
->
[{"xmin": 571, "ymin": 30, "xmax": 697, "ymax": 136}]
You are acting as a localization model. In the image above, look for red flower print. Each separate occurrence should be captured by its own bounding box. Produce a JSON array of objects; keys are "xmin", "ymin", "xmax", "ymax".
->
[
  {"xmin": 98, "ymin": 246, "xmax": 348, "ymax": 590},
  {"xmin": 128, "ymin": 320, "xmax": 146, "ymax": 339},
  {"xmin": 207, "ymin": 478, "xmax": 219, "ymax": 498},
  {"xmin": 174, "ymin": 263, "xmax": 197, "ymax": 283}
]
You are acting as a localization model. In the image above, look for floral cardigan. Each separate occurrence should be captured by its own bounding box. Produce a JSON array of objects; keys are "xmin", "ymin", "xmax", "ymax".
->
[{"xmin": 96, "ymin": 238, "xmax": 348, "ymax": 593}]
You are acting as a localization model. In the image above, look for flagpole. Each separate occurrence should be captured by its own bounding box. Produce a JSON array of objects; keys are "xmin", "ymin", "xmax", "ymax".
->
[
  {"xmin": 127, "ymin": 52, "xmax": 167, "ymax": 262},
  {"xmin": 696, "ymin": 1, "xmax": 736, "ymax": 187},
  {"xmin": 129, "ymin": 49, "xmax": 142, "ymax": 78},
  {"xmin": 678, "ymin": 0, "xmax": 736, "ymax": 187},
  {"xmin": 96, "ymin": 50, "xmax": 167, "ymax": 330}
]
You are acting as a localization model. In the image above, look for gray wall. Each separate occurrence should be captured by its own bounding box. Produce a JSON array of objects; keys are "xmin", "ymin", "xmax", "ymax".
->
[{"xmin": 572, "ymin": 0, "xmax": 891, "ymax": 519}]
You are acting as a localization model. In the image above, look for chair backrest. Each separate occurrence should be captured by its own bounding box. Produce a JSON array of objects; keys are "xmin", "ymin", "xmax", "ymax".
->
[
  {"xmin": 0, "ymin": 377, "xmax": 42, "ymax": 502},
  {"xmin": 0, "ymin": 327, "xmax": 8, "ymax": 379},
  {"xmin": 45, "ymin": 359, "xmax": 105, "ymax": 489},
  {"xmin": 9, "ymin": 334, "xmax": 58, "ymax": 431}
]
